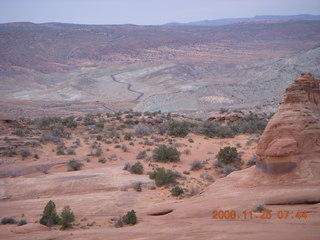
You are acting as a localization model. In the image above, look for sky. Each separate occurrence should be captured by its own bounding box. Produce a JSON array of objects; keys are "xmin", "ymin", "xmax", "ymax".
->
[{"xmin": 0, "ymin": 0, "xmax": 319, "ymax": 25}]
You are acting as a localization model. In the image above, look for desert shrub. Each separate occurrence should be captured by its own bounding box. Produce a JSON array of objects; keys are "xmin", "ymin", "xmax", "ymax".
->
[
  {"xmin": 1, "ymin": 217, "xmax": 17, "ymax": 225},
  {"xmin": 17, "ymin": 219, "xmax": 27, "ymax": 226},
  {"xmin": 190, "ymin": 161, "xmax": 203, "ymax": 171},
  {"xmin": 121, "ymin": 145, "xmax": 129, "ymax": 152},
  {"xmin": 133, "ymin": 182, "xmax": 142, "ymax": 192},
  {"xmin": 123, "ymin": 163, "xmax": 132, "ymax": 170},
  {"xmin": 13, "ymin": 129, "xmax": 30, "ymax": 137},
  {"xmin": 40, "ymin": 135, "xmax": 61, "ymax": 144},
  {"xmin": 50, "ymin": 124, "xmax": 69, "ymax": 138},
  {"xmin": 223, "ymin": 165, "xmax": 237, "ymax": 176},
  {"xmin": 56, "ymin": 144, "xmax": 65, "ymax": 155},
  {"xmin": 34, "ymin": 117, "xmax": 62, "ymax": 129},
  {"xmin": 196, "ymin": 121, "xmax": 235, "ymax": 138},
  {"xmin": 123, "ymin": 210, "xmax": 137, "ymax": 225},
  {"xmin": 230, "ymin": 113, "xmax": 267, "ymax": 135},
  {"xmin": 216, "ymin": 146, "xmax": 238, "ymax": 164},
  {"xmin": 129, "ymin": 162, "xmax": 144, "ymax": 174},
  {"xmin": 253, "ymin": 205, "xmax": 268, "ymax": 212},
  {"xmin": 149, "ymin": 168, "xmax": 176, "ymax": 187},
  {"xmin": 98, "ymin": 158, "xmax": 106, "ymax": 163},
  {"xmin": 67, "ymin": 148, "xmax": 76, "ymax": 155},
  {"xmin": 157, "ymin": 122, "xmax": 169, "ymax": 135},
  {"xmin": 153, "ymin": 145, "xmax": 180, "ymax": 163},
  {"xmin": 68, "ymin": 159, "xmax": 84, "ymax": 171},
  {"xmin": 136, "ymin": 151, "xmax": 147, "ymax": 159},
  {"xmin": 247, "ymin": 156, "xmax": 257, "ymax": 166},
  {"xmin": 60, "ymin": 206, "xmax": 75, "ymax": 230},
  {"xmin": 84, "ymin": 114, "xmax": 96, "ymax": 126},
  {"xmin": 96, "ymin": 135, "xmax": 103, "ymax": 141},
  {"xmin": 220, "ymin": 108, "xmax": 229, "ymax": 113},
  {"xmin": 183, "ymin": 149, "xmax": 191, "ymax": 155},
  {"xmin": 170, "ymin": 186, "xmax": 184, "ymax": 196},
  {"xmin": 200, "ymin": 172, "xmax": 214, "ymax": 181},
  {"xmin": 124, "ymin": 132, "xmax": 133, "ymax": 140},
  {"xmin": 134, "ymin": 124, "xmax": 151, "ymax": 137},
  {"xmin": 20, "ymin": 149, "xmax": 31, "ymax": 158},
  {"xmin": 61, "ymin": 116, "xmax": 77, "ymax": 128},
  {"xmin": 188, "ymin": 138, "xmax": 194, "ymax": 143},
  {"xmin": 40, "ymin": 200, "xmax": 60, "ymax": 227},
  {"xmin": 93, "ymin": 148, "xmax": 102, "ymax": 157},
  {"xmin": 168, "ymin": 120, "xmax": 190, "ymax": 137},
  {"xmin": 95, "ymin": 122, "xmax": 104, "ymax": 129}
]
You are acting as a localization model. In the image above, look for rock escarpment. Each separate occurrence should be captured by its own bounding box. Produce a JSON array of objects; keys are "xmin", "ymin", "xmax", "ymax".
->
[{"xmin": 256, "ymin": 73, "xmax": 320, "ymax": 177}]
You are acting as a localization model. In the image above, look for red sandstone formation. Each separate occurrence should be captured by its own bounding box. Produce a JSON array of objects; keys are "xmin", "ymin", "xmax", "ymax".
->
[{"xmin": 256, "ymin": 73, "xmax": 320, "ymax": 177}]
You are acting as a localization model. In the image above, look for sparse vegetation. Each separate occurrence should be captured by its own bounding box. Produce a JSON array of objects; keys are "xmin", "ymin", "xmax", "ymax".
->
[
  {"xmin": 136, "ymin": 151, "xmax": 147, "ymax": 159},
  {"xmin": 68, "ymin": 159, "xmax": 84, "ymax": 171},
  {"xmin": 149, "ymin": 168, "xmax": 176, "ymax": 187},
  {"xmin": 133, "ymin": 182, "xmax": 142, "ymax": 192},
  {"xmin": 134, "ymin": 123, "xmax": 151, "ymax": 137},
  {"xmin": 190, "ymin": 161, "xmax": 203, "ymax": 171},
  {"xmin": 168, "ymin": 120, "xmax": 190, "ymax": 137},
  {"xmin": 153, "ymin": 145, "xmax": 180, "ymax": 163},
  {"xmin": 98, "ymin": 158, "xmax": 106, "ymax": 163},
  {"xmin": 20, "ymin": 149, "xmax": 31, "ymax": 158},
  {"xmin": 170, "ymin": 186, "xmax": 184, "ymax": 196}
]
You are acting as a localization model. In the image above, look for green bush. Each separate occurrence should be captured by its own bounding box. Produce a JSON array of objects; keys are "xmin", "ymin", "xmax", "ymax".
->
[
  {"xmin": 196, "ymin": 121, "xmax": 236, "ymax": 138},
  {"xmin": 136, "ymin": 151, "xmax": 147, "ymax": 159},
  {"xmin": 56, "ymin": 144, "xmax": 65, "ymax": 155},
  {"xmin": 17, "ymin": 219, "xmax": 27, "ymax": 226},
  {"xmin": 98, "ymin": 158, "xmax": 106, "ymax": 164},
  {"xmin": 168, "ymin": 120, "xmax": 190, "ymax": 137},
  {"xmin": 68, "ymin": 159, "xmax": 84, "ymax": 171},
  {"xmin": 60, "ymin": 206, "xmax": 75, "ymax": 230},
  {"xmin": 129, "ymin": 162, "xmax": 144, "ymax": 174},
  {"xmin": 216, "ymin": 146, "xmax": 238, "ymax": 164},
  {"xmin": 40, "ymin": 200, "xmax": 60, "ymax": 227},
  {"xmin": 149, "ymin": 168, "xmax": 176, "ymax": 187},
  {"xmin": 123, "ymin": 210, "xmax": 137, "ymax": 225},
  {"xmin": 170, "ymin": 186, "xmax": 184, "ymax": 196},
  {"xmin": 124, "ymin": 132, "xmax": 133, "ymax": 140},
  {"xmin": 190, "ymin": 161, "xmax": 203, "ymax": 171},
  {"xmin": 1, "ymin": 217, "xmax": 17, "ymax": 225},
  {"xmin": 153, "ymin": 145, "xmax": 180, "ymax": 163},
  {"xmin": 133, "ymin": 182, "xmax": 142, "ymax": 192}
]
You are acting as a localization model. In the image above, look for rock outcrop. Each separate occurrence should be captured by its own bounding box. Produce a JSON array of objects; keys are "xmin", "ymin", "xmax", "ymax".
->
[{"xmin": 256, "ymin": 73, "xmax": 320, "ymax": 176}]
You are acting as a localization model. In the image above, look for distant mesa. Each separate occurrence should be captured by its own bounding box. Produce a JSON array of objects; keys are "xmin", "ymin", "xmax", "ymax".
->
[{"xmin": 256, "ymin": 73, "xmax": 320, "ymax": 177}]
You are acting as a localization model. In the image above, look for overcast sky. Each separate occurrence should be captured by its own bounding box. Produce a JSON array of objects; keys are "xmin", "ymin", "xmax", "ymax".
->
[{"xmin": 0, "ymin": 0, "xmax": 319, "ymax": 25}]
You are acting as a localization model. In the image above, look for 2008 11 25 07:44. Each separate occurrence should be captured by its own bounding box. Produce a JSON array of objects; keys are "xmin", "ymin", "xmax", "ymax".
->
[{"xmin": 211, "ymin": 210, "xmax": 308, "ymax": 220}]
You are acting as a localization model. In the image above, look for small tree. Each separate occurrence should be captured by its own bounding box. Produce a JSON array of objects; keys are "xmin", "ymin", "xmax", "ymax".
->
[
  {"xmin": 40, "ymin": 200, "xmax": 60, "ymax": 227},
  {"xmin": 216, "ymin": 146, "xmax": 238, "ymax": 164},
  {"xmin": 60, "ymin": 206, "xmax": 75, "ymax": 230}
]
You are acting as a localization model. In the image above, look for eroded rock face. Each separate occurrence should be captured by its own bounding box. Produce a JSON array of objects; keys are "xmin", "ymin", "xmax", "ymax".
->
[{"xmin": 256, "ymin": 73, "xmax": 320, "ymax": 175}]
